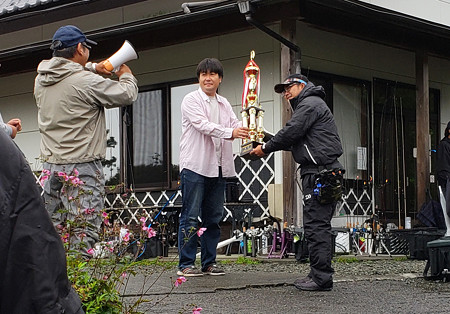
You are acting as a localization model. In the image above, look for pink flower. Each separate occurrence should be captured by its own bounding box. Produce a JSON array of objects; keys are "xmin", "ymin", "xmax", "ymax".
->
[
  {"xmin": 57, "ymin": 172, "xmax": 69, "ymax": 181},
  {"xmin": 121, "ymin": 272, "xmax": 127, "ymax": 278},
  {"xmin": 71, "ymin": 177, "xmax": 84, "ymax": 186},
  {"xmin": 73, "ymin": 168, "xmax": 79, "ymax": 176},
  {"xmin": 122, "ymin": 232, "xmax": 130, "ymax": 242},
  {"xmin": 40, "ymin": 175, "xmax": 49, "ymax": 186},
  {"xmin": 140, "ymin": 217, "xmax": 146, "ymax": 223},
  {"xmin": 174, "ymin": 276, "xmax": 186, "ymax": 287},
  {"xmin": 102, "ymin": 212, "xmax": 108, "ymax": 218},
  {"xmin": 147, "ymin": 227, "xmax": 156, "ymax": 238},
  {"xmin": 192, "ymin": 307, "xmax": 202, "ymax": 314},
  {"xmin": 61, "ymin": 233, "xmax": 69, "ymax": 243},
  {"xmin": 197, "ymin": 227, "xmax": 207, "ymax": 237},
  {"xmin": 87, "ymin": 248, "xmax": 95, "ymax": 255},
  {"xmin": 84, "ymin": 208, "xmax": 95, "ymax": 215}
]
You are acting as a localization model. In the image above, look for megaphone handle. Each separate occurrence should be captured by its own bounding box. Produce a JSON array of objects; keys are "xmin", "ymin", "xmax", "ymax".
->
[{"xmin": 104, "ymin": 60, "xmax": 115, "ymax": 72}]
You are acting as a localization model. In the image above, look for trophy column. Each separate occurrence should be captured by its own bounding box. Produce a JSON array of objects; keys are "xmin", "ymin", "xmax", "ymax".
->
[{"xmin": 240, "ymin": 51, "xmax": 265, "ymax": 160}]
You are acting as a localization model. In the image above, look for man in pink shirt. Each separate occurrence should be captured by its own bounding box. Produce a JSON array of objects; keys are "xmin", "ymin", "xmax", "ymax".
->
[{"xmin": 177, "ymin": 58, "xmax": 249, "ymax": 277}]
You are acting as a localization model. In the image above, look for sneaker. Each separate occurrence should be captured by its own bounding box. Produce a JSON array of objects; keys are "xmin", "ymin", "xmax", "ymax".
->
[
  {"xmin": 203, "ymin": 264, "xmax": 225, "ymax": 276},
  {"xmin": 295, "ymin": 278, "xmax": 332, "ymax": 291},
  {"xmin": 294, "ymin": 276, "xmax": 311, "ymax": 286},
  {"xmin": 177, "ymin": 266, "xmax": 203, "ymax": 277}
]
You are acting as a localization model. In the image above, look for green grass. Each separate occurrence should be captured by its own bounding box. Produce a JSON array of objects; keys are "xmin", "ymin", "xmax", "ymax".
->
[{"xmin": 219, "ymin": 256, "xmax": 261, "ymax": 265}]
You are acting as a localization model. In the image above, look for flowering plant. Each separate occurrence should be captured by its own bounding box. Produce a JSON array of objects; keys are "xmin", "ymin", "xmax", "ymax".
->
[{"xmin": 39, "ymin": 168, "xmax": 205, "ymax": 313}]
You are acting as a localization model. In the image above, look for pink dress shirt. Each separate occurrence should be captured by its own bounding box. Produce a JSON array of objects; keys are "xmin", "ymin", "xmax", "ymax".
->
[{"xmin": 179, "ymin": 87, "xmax": 242, "ymax": 178}]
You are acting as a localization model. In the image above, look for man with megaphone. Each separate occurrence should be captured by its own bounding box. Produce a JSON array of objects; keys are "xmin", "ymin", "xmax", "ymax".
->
[{"xmin": 34, "ymin": 25, "xmax": 139, "ymax": 257}]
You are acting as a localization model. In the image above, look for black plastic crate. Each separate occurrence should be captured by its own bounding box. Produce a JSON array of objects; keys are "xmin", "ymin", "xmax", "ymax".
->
[
  {"xmin": 393, "ymin": 228, "xmax": 445, "ymax": 260},
  {"xmin": 427, "ymin": 237, "xmax": 450, "ymax": 280}
]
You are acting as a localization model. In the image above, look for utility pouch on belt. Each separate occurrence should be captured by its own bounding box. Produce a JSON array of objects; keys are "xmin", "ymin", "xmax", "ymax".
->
[{"xmin": 313, "ymin": 168, "xmax": 345, "ymax": 204}]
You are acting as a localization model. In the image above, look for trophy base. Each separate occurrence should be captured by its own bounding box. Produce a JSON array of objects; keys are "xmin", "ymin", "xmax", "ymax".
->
[{"xmin": 240, "ymin": 141, "xmax": 262, "ymax": 160}]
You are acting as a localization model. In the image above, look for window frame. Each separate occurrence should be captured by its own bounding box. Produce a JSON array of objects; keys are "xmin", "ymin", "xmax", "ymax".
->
[{"xmin": 121, "ymin": 78, "xmax": 198, "ymax": 191}]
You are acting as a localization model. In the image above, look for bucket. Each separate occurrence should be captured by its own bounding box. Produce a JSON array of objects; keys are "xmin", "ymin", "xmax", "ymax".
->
[{"xmin": 405, "ymin": 217, "xmax": 412, "ymax": 229}]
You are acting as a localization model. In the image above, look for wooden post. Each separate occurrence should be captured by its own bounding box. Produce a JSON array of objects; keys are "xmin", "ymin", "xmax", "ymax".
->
[
  {"xmin": 415, "ymin": 50, "xmax": 430, "ymax": 215},
  {"xmin": 280, "ymin": 19, "xmax": 297, "ymax": 226}
]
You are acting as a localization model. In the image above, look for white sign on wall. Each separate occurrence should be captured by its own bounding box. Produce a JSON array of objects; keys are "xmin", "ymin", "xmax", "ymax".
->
[{"xmin": 357, "ymin": 146, "xmax": 367, "ymax": 170}]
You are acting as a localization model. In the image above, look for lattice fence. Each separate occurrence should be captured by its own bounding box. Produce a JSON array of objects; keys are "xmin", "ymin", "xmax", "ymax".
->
[
  {"xmin": 33, "ymin": 155, "xmax": 373, "ymax": 226},
  {"xmin": 34, "ymin": 154, "xmax": 275, "ymax": 225}
]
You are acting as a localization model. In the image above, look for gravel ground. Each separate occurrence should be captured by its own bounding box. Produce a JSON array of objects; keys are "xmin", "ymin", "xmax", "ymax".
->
[
  {"xmin": 123, "ymin": 257, "xmax": 450, "ymax": 313},
  {"xmin": 217, "ymin": 257, "xmax": 428, "ymax": 278}
]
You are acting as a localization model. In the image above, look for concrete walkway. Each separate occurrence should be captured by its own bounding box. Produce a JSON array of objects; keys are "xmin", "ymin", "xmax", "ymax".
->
[{"xmin": 117, "ymin": 254, "xmax": 450, "ymax": 313}]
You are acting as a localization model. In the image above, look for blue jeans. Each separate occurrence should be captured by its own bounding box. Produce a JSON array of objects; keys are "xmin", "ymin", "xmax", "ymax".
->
[{"xmin": 178, "ymin": 168, "xmax": 225, "ymax": 271}]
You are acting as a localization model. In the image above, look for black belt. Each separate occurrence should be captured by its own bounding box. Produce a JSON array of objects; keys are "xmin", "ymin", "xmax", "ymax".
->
[{"xmin": 300, "ymin": 161, "xmax": 342, "ymax": 176}]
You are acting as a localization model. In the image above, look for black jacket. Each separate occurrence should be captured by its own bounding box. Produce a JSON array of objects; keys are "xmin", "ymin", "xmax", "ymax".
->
[
  {"xmin": 264, "ymin": 82, "xmax": 343, "ymax": 174},
  {"xmin": 0, "ymin": 130, "xmax": 84, "ymax": 314},
  {"xmin": 437, "ymin": 136, "xmax": 450, "ymax": 187}
]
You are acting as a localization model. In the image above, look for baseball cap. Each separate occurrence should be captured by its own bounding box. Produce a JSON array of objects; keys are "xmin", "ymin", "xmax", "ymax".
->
[
  {"xmin": 50, "ymin": 25, "xmax": 97, "ymax": 50},
  {"xmin": 274, "ymin": 74, "xmax": 309, "ymax": 93}
]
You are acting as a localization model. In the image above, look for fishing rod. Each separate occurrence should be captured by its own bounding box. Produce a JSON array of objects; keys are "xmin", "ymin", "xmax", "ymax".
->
[{"xmin": 400, "ymin": 98, "xmax": 407, "ymax": 227}]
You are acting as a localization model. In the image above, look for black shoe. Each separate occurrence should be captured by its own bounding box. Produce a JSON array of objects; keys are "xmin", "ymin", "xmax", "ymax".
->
[
  {"xmin": 295, "ymin": 278, "xmax": 333, "ymax": 291},
  {"xmin": 293, "ymin": 276, "xmax": 311, "ymax": 286}
]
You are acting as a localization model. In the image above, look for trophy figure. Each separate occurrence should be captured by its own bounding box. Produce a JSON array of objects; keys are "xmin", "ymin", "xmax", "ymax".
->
[{"xmin": 240, "ymin": 51, "xmax": 266, "ymax": 160}]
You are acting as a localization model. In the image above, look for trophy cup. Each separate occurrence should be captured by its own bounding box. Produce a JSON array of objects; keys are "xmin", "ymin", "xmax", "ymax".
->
[{"xmin": 240, "ymin": 50, "xmax": 267, "ymax": 160}]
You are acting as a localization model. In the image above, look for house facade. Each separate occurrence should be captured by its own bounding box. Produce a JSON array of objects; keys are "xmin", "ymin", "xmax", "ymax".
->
[{"xmin": 1, "ymin": 0, "xmax": 449, "ymax": 230}]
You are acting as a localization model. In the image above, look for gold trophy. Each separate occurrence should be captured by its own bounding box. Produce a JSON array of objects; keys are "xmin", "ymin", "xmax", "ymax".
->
[{"xmin": 240, "ymin": 51, "xmax": 267, "ymax": 160}]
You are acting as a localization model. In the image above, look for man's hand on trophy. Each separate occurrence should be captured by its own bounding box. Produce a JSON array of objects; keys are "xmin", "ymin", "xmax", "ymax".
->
[
  {"xmin": 250, "ymin": 145, "xmax": 266, "ymax": 157},
  {"xmin": 232, "ymin": 127, "xmax": 250, "ymax": 139}
]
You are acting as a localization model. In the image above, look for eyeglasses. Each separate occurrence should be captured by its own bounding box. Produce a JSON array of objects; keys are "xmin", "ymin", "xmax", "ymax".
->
[
  {"xmin": 82, "ymin": 42, "xmax": 92, "ymax": 51},
  {"xmin": 282, "ymin": 83, "xmax": 298, "ymax": 95}
]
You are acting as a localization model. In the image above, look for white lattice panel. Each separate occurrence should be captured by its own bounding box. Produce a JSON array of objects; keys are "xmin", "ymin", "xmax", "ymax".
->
[{"xmin": 35, "ymin": 153, "xmax": 276, "ymax": 225}]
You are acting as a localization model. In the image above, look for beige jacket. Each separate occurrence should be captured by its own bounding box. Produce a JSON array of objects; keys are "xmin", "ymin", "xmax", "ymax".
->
[{"xmin": 34, "ymin": 57, "xmax": 138, "ymax": 164}]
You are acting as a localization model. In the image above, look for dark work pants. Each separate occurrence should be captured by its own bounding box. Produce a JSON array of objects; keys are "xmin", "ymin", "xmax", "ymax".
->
[{"xmin": 302, "ymin": 173, "xmax": 335, "ymax": 288}]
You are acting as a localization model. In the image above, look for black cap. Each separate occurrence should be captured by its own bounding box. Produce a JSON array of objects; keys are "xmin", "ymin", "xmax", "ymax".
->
[
  {"xmin": 445, "ymin": 121, "xmax": 450, "ymax": 137},
  {"xmin": 50, "ymin": 25, "xmax": 97, "ymax": 50},
  {"xmin": 274, "ymin": 74, "xmax": 308, "ymax": 93}
]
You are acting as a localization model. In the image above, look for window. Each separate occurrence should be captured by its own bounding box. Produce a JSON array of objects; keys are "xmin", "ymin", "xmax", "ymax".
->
[
  {"xmin": 170, "ymin": 83, "xmax": 199, "ymax": 183},
  {"xmin": 127, "ymin": 88, "xmax": 166, "ymax": 189},
  {"xmin": 308, "ymin": 72, "xmax": 371, "ymax": 181},
  {"xmin": 103, "ymin": 108, "xmax": 120, "ymax": 186},
  {"xmin": 373, "ymin": 78, "xmax": 440, "ymax": 218},
  {"xmin": 124, "ymin": 80, "xmax": 198, "ymax": 190}
]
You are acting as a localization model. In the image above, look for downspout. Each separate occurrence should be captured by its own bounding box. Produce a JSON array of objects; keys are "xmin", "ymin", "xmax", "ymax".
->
[{"xmin": 237, "ymin": 0, "xmax": 301, "ymax": 73}]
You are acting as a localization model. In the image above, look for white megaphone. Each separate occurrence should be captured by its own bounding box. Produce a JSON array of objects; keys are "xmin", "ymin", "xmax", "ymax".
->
[{"xmin": 103, "ymin": 40, "xmax": 138, "ymax": 72}]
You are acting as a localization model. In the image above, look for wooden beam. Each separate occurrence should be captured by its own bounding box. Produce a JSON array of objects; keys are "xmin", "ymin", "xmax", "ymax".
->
[
  {"xmin": 280, "ymin": 19, "xmax": 297, "ymax": 226},
  {"xmin": 415, "ymin": 50, "xmax": 430, "ymax": 215}
]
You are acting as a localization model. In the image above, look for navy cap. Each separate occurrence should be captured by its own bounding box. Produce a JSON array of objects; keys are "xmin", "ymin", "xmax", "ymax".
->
[
  {"xmin": 274, "ymin": 74, "xmax": 309, "ymax": 93},
  {"xmin": 50, "ymin": 25, "xmax": 97, "ymax": 50}
]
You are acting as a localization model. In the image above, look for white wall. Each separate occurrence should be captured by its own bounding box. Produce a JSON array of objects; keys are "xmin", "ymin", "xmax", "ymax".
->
[{"xmin": 357, "ymin": 0, "xmax": 450, "ymax": 27}]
